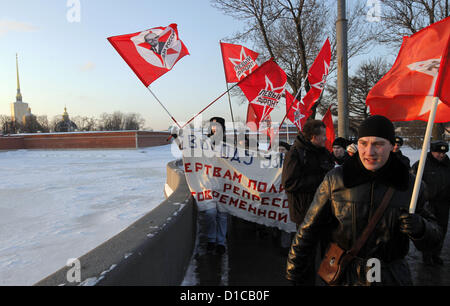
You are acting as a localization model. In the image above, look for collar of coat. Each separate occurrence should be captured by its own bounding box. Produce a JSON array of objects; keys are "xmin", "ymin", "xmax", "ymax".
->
[
  {"xmin": 427, "ymin": 152, "xmax": 450, "ymax": 167},
  {"xmin": 293, "ymin": 133, "xmax": 329, "ymax": 154},
  {"xmin": 343, "ymin": 152, "xmax": 410, "ymax": 190}
]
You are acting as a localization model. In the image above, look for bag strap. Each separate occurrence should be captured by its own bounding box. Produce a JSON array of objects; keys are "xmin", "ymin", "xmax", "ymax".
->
[{"xmin": 347, "ymin": 187, "xmax": 395, "ymax": 257}]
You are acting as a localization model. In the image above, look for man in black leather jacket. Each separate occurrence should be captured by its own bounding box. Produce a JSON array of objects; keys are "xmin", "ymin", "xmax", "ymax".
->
[
  {"xmin": 286, "ymin": 115, "xmax": 442, "ymax": 286},
  {"xmin": 282, "ymin": 119, "xmax": 334, "ymax": 284},
  {"xmin": 412, "ymin": 140, "xmax": 450, "ymax": 266}
]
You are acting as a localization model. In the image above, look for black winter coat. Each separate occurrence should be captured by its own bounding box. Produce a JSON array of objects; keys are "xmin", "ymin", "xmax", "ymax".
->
[
  {"xmin": 286, "ymin": 153, "xmax": 442, "ymax": 285},
  {"xmin": 412, "ymin": 153, "xmax": 450, "ymax": 205},
  {"xmin": 393, "ymin": 150, "xmax": 411, "ymax": 169},
  {"xmin": 282, "ymin": 133, "xmax": 334, "ymax": 225}
]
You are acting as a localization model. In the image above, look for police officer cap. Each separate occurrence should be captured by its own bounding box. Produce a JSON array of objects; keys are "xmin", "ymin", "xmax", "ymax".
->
[{"xmin": 430, "ymin": 140, "xmax": 449, "ymax": 153}]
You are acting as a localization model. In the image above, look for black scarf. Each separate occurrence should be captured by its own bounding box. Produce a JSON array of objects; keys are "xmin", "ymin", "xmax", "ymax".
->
[{"xmin": 343, "ymin": 152, "xmax": 410, "ymax": 191}]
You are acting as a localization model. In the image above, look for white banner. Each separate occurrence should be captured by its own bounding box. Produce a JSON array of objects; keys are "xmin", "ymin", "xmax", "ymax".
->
[{"xmin": 181, "ymin": 134, "xmax": 296, "ymax": 233}]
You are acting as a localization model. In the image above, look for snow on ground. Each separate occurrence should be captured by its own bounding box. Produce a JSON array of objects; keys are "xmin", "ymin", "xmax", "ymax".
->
[{"xmin": 0, "ymin": 144, "xmax": 176, "ymax": 286}]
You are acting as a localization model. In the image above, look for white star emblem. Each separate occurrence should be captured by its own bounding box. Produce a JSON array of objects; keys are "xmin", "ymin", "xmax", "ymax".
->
[
  {"xmin": 251, "ymin": 75, "xmax": 285, "ymax": 125},
  {"xmin": 310, "ymin": 60, "xmax": 330, "ymax": 90},
  {"xmin": 228, "ymin": 47, "xmax": 257, "ymax": 80},
  {"xmin": 408, "ymin": 58, "xmax": 443, "ymax": 116}
]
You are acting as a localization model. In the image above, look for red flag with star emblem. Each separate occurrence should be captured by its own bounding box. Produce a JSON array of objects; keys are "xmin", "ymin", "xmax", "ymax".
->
[
  {"xmin": 238, "ymin": 59, "xmax": 287, "ymax": 129},
  {"xmin": 220, "ymin": 42, "xmax": 259, "ymax": 83},
  {"xmin": 322, "ymin": 106, "xmax": 335, "ymax": 152},
  {"xmin": 285, "ymin": 90, "xmax": 311, "ymax": 131},
  {"xmin": 303, "ymin": 38, "xmax": 331, "ymax": 111},
  {"xmin": 366, "ymin": 17, "xmax": 450, "ymax": 122},
  {"xmin": 108, "ymin": 24, "xmax": 189, "ymax": 87}
]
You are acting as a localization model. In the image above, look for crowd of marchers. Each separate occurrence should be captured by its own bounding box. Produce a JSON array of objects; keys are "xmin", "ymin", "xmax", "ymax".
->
[{"xmin": 172, "ymin": 115, "xmax": 449, "ymax": 286}]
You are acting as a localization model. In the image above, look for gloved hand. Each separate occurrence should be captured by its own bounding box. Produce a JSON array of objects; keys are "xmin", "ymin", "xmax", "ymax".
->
[
  {"xmin": 169, "ymin": 126, "xmax": 182, "ymax": 139},
  {"xmin": 399, "ymin": 209, "xmax": 425, "ymax": 239}
]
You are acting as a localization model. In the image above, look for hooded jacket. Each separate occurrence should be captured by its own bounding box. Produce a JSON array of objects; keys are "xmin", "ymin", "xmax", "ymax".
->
[
  {"xmin": 286, "ymin": 153, "xmax": 442, "ymax": 285},
  {"xmin": 282, "ymin": 133, "xmax": 334, "ymax": 225}
]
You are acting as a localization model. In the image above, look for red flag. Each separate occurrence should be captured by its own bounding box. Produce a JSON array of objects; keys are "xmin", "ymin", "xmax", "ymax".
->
[
  {"xmin": 434, "ymin": 32, "xmax": 450, "ymax": 106},
  {"xmin": 238, "ymin": 59, "xmax": 287, "ymax": 129},
  {"xmin": 108, "ymin": 24, "xmax": 189, "ymax": 87},
  {"xmin": 285, "ymin": 90, "xmax": 312, "ymax": 131},
  {"xmin": 220, "ymin": 42, "xmax": 259, "ymax": 83},
  {"xmin": 322, "ymin": 106, "xmax": 335, "ymax": 152},
  {"xmin": 366, "ymin": 17, "xmax": 450, "ymax": 122},
  {"xmin": 246, "ymin": 103, "xmax": 259, "ymax": 131},
  {"xmin": 303, "ymin": 38, "xmax": 331, "ymax": 111}
]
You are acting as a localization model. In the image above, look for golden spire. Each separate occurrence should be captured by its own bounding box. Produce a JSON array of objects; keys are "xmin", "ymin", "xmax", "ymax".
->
[
  {"xmin": 63, "ymin": 106, "xmax": 69, "ymax": 120},
  {"xmin": 16, "ymin": 53, "xmax": 23, "ymax": 102}
]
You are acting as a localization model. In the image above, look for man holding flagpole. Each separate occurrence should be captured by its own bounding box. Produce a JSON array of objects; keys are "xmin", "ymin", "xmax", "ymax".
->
[{"xmin": 286, "ymin": 115, "xmax": 442, "ymax": 286}]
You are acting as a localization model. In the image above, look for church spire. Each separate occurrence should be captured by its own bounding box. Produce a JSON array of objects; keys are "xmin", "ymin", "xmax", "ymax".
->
[{"xmin": 16, "ymin": 53, "xmax": 23, "ymax": 102}]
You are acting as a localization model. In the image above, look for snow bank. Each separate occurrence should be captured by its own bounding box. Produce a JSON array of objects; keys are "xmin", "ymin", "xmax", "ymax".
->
[{"xmin": 0, "ymin": 145, "xmax": 176, "ymax": 286}]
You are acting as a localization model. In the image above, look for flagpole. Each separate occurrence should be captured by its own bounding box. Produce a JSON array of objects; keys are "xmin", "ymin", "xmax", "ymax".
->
[
  {"xmin": 220, "ymin": 41, "xmax": 237, "ymax": 144},
  {"xmin": 278, "ymin": 87, "xmax": 302, "ymax": 134},
  {"xmin": 226, "ymin": 82, "xmax": 237, "ymax": 143},
  {"xmin": 180, "ymin": 82, "xmax": 240, "ymax": 129},
  {"xmin": 147, "ymin": 87, "xmax": 182, "ymax": 129},
  {"xmin": 408, "ymin": 96, "xmax": 439, "ymax": 214}
]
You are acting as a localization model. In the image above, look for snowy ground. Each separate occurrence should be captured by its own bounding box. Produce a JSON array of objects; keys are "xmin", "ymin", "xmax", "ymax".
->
[
  {"xmin": 0, "ymin": 144, "xmax": 425, "ymax": 286},
  {"xmin": 0, "ymin": 144, "xmax": 176, "ymax": 286}
]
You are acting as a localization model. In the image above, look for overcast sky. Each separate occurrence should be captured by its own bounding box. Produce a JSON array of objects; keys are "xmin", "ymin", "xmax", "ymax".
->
[{"xmin": 0, "ymin": 0, "xmax": 393, "ymax": 131}]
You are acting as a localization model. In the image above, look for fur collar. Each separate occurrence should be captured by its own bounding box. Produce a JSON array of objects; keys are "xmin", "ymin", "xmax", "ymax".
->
[{"xmin": 342, "ymin": 152, "xmax": 410, "ymax": 190}]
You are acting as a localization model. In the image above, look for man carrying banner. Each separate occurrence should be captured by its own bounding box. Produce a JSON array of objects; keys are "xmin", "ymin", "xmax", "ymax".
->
[
  {"xmin": 282, "ymin": 119, "xmax": 334, "ymax": 284},
  {"xmin": 286, "ymin": 115, "xmax": 442, "ymax": 286},
  {"xmin": 412, "ymin": 140, "xmax": 450, "ymax": 266}
]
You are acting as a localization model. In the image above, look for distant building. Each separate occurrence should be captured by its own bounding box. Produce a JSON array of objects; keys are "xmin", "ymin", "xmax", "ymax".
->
[
  {"xmin": 10, "ymin": 54, "xmax": 29, "ymax": 123},
  {"xmin": 54, "ymin": 107, "xmax": 78, "ymax": 132}
]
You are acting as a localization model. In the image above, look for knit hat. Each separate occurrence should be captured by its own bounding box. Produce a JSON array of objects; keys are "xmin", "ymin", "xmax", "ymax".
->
[
  {"xmin": 430, "ymin": 140, "xmax": 449, "ymax": 153},
  {"xmin": 332, "ymin": 137, "xmax": 347, "ymax": 149},
  {"xmin": 357, "ymin": 115, "xmax": 395, "ymax": 145},
  {"xmin": 209, "ymin": 117, "xmax": 225, "ymax": 133},
  {"xmin": 395, "ymin": 136, "xmax": 404, "ymax": 146},
  {"xmin": 346, "ymin": 143, "xmax": 358, "ymax": 154}
]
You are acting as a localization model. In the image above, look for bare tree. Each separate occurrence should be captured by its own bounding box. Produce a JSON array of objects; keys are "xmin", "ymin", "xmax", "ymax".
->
[
  {"xmin": 98, "ymin": 111, "xmax": 146, "ymax": 131},
  {"xmin": 374, "ymin": 0, "xmax": 449, "ymax": 47},
  {"xmin": 36, "ymin": 115, "xmax": 50, "ymax": 133},
  {"xmin": 72, "ymin": 115, "xmax": 97, "ymax": 131},
  {"xmin": 123, "ymin": 113, "xmax": 145, "ymax": 130},
  {"xmin": 321, "ymin": 57, "xmax": 391, "ymax": 129},
  {"xmin": 211, "ymin": 0, "xmax": 376, "ymax": 117}
]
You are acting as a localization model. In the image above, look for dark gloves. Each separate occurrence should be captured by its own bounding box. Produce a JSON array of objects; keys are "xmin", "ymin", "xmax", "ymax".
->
[
  {"xmin": 399, "ymin": 209, "xmax": 425, "ymax": 239},
  {"xmin": 169, "ymin": 126, "xmax": 182, "ymax": 139}
]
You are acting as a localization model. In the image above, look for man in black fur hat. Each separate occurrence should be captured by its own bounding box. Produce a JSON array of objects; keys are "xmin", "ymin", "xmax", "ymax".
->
[
  {"xmin": 286, "ymin": 115, "xmax": 441, "ymax": 285},
  {"xmin": 412, "ymin": 140, "xmax": 450, "ymax": 266}
]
